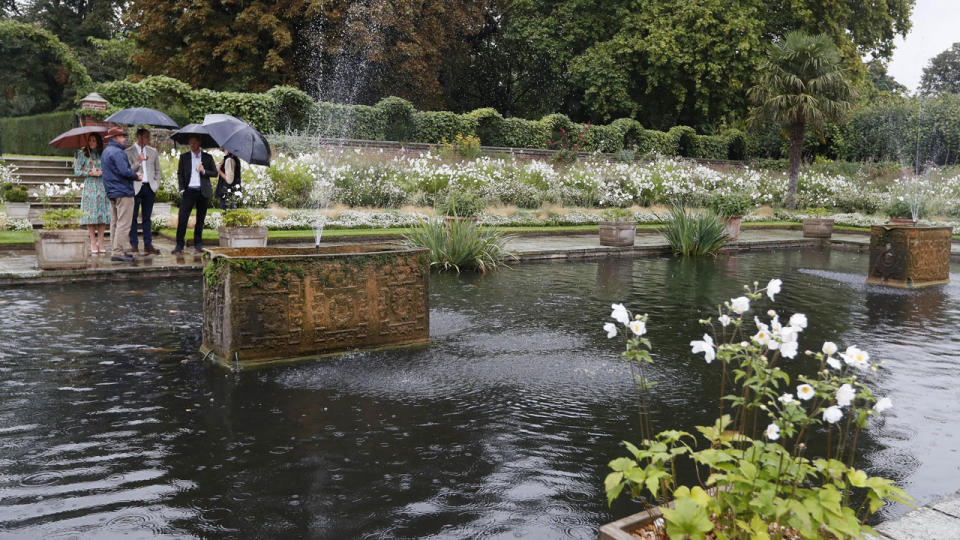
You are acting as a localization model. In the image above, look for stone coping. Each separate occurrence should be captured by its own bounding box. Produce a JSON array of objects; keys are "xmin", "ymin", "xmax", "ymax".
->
[{"xmin": 866, "ymin": 492, "xmax": 960, "ymax": 540}]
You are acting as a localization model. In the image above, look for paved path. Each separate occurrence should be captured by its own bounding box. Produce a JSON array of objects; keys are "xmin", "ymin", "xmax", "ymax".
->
[
  {"xmin": 867, "ymin": 492, "xmax": 960, "ymax": 540},
  {"xmin": 1, "ymin": 229, "xmax": 957, "ymax": 286}
]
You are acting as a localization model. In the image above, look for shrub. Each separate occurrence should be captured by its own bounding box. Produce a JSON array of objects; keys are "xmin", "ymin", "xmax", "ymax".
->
[
  {"xmin": 40, "ymin": 208, "xmax": 85, "ymax": 229},
  {"xmin": 267, "ymin": 86, "xmax": 317, "ymax": 133},
  {"xmin": 723, "ymin": 129, "xmax": 748, "ymax": 160},
  {"xmin": 669, "ymin": 126, "xmax": 698, "ymax": 157},
  {"xmin": 660, "ymin": 204, "xmax": 729, "ymax": 256},
  {"xmin": 500, "ymin": 117, "xmax": 548, "ymax": 148},
  {"xmin": 0, "ymin": 111, "xmax": 75, "ymax": 156},
  {"xmin": 269, "ymin": 162, "xmax": 315, "ymax": 208},
  {"xmin": 222, "ymin": 208, "xmax": 266, "ymax": 227},
  {"xmin": 465, "ymin": 108, "xmax": 504, "ymax": 146},
  {"xmin": 440, "ymin": 133, "xmax": 482, "ymax": 160},
  {"xmin": 376, "ymin": 97, "xmax": 416, "ymax": 141},
  {"xmin": 710, "ymin": 193, "xmax": 754, "ymax": 217},
  {"xmin": 637, "ymin": 129, "xmax": 678, "ymax": 156},
  {"xmin": 412, "ymin": 111, "xmax": 476, "ymax": 144},
  {"xmin": 438, "ymin": 189, "xmax": 483, "ymax": 217},
  {"xmin": 5, "ymin": 187, "xmax": 29, "ymax": 203},
  {"xmin": 402, "ymin": 218, "xmax": 515, "ymax": 273}
]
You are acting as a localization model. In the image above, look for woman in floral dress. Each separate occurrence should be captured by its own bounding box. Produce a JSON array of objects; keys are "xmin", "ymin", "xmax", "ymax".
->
[{"xmin": 76, "ymin": 134, "xmax": 110, "ymax": 254}]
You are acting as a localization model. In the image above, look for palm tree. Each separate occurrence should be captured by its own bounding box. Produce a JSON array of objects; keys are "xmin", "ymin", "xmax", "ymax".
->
[{"xmin": 749, "ymin": 32, "xmax": 856, "ymax": 209}]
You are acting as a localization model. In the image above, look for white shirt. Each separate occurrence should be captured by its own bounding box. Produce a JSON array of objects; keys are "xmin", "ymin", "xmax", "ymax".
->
[
  {"xmin": 189, "ymin": 151, "xmax": 202, "ymax": 188},
  {"xmin": 134, "ymin": 143, "xmax": 151, "ymax": 186}
]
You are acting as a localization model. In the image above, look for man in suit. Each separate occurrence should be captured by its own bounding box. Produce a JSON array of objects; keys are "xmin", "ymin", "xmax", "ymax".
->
[
  {"xmin": 126, "ymin": 128, "xmax": 163, "ymax": 255},
  {"xmin": 173, "ymin": 135, "xmax": 216, "ymax": 255},
  {"xmin": 101, "ymin": 127, "xmax": 141, "ymax": 263}
]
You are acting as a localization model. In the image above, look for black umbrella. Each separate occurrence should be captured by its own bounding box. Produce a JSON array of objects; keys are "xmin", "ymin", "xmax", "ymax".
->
[
  {"xmin": 170, "ymin": 124, "xmax": 218, "ymax": 148},
  {"xmin": 104, "ymin": 107, "xmax": 179, "ymax": 128},
  {"xmin": 201, "ymin": 114, "xmax": 271, "ymax": 165}
]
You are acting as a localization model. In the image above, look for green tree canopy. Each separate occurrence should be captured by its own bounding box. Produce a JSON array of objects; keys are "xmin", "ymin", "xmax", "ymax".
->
[{"xmin": 920, "ymin": 42, "xmax": 960, "ymax": 95}]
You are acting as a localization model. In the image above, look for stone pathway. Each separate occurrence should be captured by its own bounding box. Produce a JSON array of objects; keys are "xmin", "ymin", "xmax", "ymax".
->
[{"xmin": 867, "ymin": 492, "xmax": 960, "ymax": 540}]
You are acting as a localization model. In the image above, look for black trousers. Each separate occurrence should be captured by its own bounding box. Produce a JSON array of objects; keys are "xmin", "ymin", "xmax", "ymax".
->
[{"xmin": 175, "ymin": 189, "xmax": 209, "ymax": 249}]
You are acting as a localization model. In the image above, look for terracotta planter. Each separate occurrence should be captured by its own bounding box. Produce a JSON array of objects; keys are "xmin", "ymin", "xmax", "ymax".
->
[
  {"xmin": 34, "ymin": 229, "xmax": 89, "ymax": 270},
  {"xmin": 802, "ymin": 218, "xmax": 834, "ymax": 239},
  {"xmin": 599, "ymin": 221, "xmax": 637, "ymax": 247},
  {"xmin": 724, "ymin": 216, "xmax": 743, "ymax": 241},
  {"xmin": 867, "ymin": 225, "xmax": 951, "ymax": 288},
  {"xmin": 218, "ymin": 226, "xmax": 268, "ymax": 248},
  {"xmin": 201, "ymin": 245, "xmax": 430, "ymax": 370},
  {"xmin": 4, "ymin": 202, "xmax": 31, "ymax": 220}
]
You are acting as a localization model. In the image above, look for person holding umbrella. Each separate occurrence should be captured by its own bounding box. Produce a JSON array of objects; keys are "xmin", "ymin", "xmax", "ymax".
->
[
  {"xmin": 173, "ymin": 134, "xmax": 217, "ymax": 255},
  {"xmin": 101, "ymin": 127, "xmax": 141, "ymax": 263},
  {"xmin": 215, "ymin": 149, "xmax": 241, "ymax": 210},
  {"xmin": 75, "ymin": 132, "xmax": 110, "ymax": 255}
]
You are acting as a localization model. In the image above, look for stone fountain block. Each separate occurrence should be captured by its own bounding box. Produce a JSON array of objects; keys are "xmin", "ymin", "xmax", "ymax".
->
[
  {"xmin": 867, "ymin": 225, "xmax": 951, "ymax": 288},
  {"xmin": 201, "ymin": 244, "xmax": 430, "ymax": 369}
]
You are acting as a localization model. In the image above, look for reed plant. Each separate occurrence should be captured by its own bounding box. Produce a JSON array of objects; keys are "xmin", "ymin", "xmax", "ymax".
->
[
  {"xmin": 660, "ymin": 203, "xmax": 729, "ymax": 256},
  {"xmin": 402, "ymin": 218, "xmax": 516, "ymax": 273}
]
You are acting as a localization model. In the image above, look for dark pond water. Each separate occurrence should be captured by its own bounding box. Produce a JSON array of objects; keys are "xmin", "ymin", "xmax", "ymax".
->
[{"xmin": 0, "ymin": 247, "xmax": 958, "ymax": 539}]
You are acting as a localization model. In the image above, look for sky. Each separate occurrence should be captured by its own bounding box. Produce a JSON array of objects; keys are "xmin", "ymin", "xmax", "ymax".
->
[{"xmin": 886, "ymin": 0, "xmax": 959, "ymax": 92}]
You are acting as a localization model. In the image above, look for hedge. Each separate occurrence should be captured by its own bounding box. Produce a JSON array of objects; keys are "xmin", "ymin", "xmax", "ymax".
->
[{"xmin": 0, "ymin": 111, "xmax": 76, "ymax": 156}]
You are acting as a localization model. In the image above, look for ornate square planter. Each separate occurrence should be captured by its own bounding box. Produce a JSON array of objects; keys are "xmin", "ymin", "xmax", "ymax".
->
[
  {"xmin": 5, "ymin": 202, "xmax": 31, "ymax": 220},
  {"xmin": 34, "ymin": 229, "xmax": 89, "ymax": 270},
  {"xmin": 218, "ymin": 226, "xmax": 268, "ymax": 248},
  {"xmin": 867, "ymin": 225, "xmax": 951, "ymax": 288},
  {"xmin": 599, "ymin": 221, "xmax": 637, "ymax": 247},
  {"xmin": 802, "ymin": 218, "xmax": 834, "ymax": 238},
  {"xmin": 201, "ymin": 244, "xmax": 430, "ymax": 370}
]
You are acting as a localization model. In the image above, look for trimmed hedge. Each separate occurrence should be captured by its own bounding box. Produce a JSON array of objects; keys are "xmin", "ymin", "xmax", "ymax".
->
[{"xmin": 0, "ymin": 111, "xmax": 76, "ymax": 156}]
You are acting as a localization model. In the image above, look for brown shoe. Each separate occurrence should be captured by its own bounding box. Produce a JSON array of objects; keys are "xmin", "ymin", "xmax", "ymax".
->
[
  {"xmin": 145, "ymin": 246, "xmax": 161, "ymax": 255},
  {"xmin": 129, "ymin": 246, "xmax": 140, "ymax": 254}
]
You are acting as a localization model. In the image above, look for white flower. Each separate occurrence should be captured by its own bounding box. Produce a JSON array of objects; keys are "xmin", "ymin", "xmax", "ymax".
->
[
  {"xmin": 610, "ymin": 303, "xmax": 630, "ymax": 325},
  {"xmin": 628, "ymin": 320, "xmax": 646, "ymax": 336},
  {"xmin": 718, "ymin": 314, "xmax": 731, "ymax": 327},
  {"xmin": 730, "ymin": 296, "xmax": 750, "ymax": 314},
  {"xmin": 765, "ymin": 423, "xmax": 781, "ymax": 440},
  {"xmin": 777, "ymin": 325, "xmax": 798, "ymax": 344},
  {"xmin": 826, "ymin": 357, "xmax": 843, "ymax": 370},
  {"xmin": 780, "ymin": 341, "xmax": 798, "ymax": 359},
  {"xmin": 836, "ymin": 384, "xmax": 856, "ymax": 407},
  {"xmin": 822, "ymin": 342, "xmax": 838, "ymax": 356},
  {"xmin": 823, "ymin": 406, "xmax": 843, "ymax": 424},
  {"xmin": 874, "ymin": 397, "xmax": 893, "ymax": 412},
  {"xmin": 797, "ymin": 384, "xmax": 815, "ymax": 401},
  {"xmin": 778, "ymin": 393, "xmax": 794, "ymax": 404},
  {"xmin": 766, "ymin": 279, "xmax": 782, "ymax": 301},
  {"xmin": 752, "ymin": 328, "xmax": 772, "ymax": 346},
  {"xmin": 788, "ymin": 313, "xmax": 807, "ymax": 330},
  {"xmin": 840, "ymin": 346, "xmax": 870, "ymax": 370},
  {"xmin": 603, "ymin": 322, "xmax": 617, "ymax": 339},
  {"xmin": 690, "ymin": 334, "xmax": 715, "ymax": 363}
]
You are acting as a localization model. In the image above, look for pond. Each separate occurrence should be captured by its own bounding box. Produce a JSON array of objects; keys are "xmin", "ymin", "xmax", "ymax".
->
[{"xmin": 0, "ymin": 247, "xmax": 958, "ymax": 538}]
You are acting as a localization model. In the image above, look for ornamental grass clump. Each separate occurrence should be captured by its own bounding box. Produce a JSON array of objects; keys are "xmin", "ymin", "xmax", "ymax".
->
[
  {"xmin": 603, "ymin": 279, "xmax": 910, "ymax": 540},
  {"xmin": 660, "ymin": 204, "xmax": 729, "ymax": 256},
  {"xmin": 402, "ymin": 218, "xmax": 515, "ymax": 273}
]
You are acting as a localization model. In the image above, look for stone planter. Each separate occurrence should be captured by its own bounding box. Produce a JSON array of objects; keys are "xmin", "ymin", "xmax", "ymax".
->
[
  {"xmin": 34, "ymin": 229, "xmax": 89, "ymax": 270},
  {"xmin": 802, "ymin": 218, "xmax": 834, "ymax": 238},
  {"xmin": 724, "ymin": 215, "xmax": 743, "ymax": 241},
  {"xmin": 201, "ymin": 244, "xmax": 430, "ymax": 370},
  {"xmin": 598, "ymin": 506, "xmax": 664, "ymax": 540},
  {"xmin": 867, "ymin": 225, "xmax": 951, "ymax": 288},
  {"xmin": 4, "ymin": 202, "xmax": 31, "ymax": 220},
  {"xmin": 218, "ymin": 226, "xmax": 268, "ymax": 248},
  {"xmin": 599, "ymin": 221, "xmax": 637, "ymax": 247},
  {"xmin": 152, "ymin": 202, "xmax": 173, "ymax": 218}
]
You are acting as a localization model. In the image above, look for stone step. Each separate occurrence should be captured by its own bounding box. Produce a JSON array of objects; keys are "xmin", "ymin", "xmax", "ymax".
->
[
  {"xmin": 3, "ymin": 157, "xmax": 74, "ymax": 168},
  {"xmin": 12, "ymin": 166, "xmax": 76, "ymax": 176},
  {"xmin": 17, "ymin": 173, "xmax": 80, "ymax": 185}
]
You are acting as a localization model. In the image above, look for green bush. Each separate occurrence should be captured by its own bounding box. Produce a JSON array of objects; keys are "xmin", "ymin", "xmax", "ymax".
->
[
  {"xmin": 402, "ymin": 218, "xmax": 515, "ymax": 273},
  {"xmin": 4, "ymin": 187, "xmax": 29, "ymax": 203},
  {"xmin": 0, "ymin": 111, "xmax": 75, "ymax": 156},
  {"xmin": 40, "ymin": 208, "xmax": 85, "ymax": 229},
  {"xmin": 376, "ymin": 97, "xmax": 416, "ymax": 141},
  {"xmin": 267, "ymin": 86, "xmax": 317, "ymax": 133},
  {"xmin": 316, "ymin": 102, "xmax": 385, "ymax": 140},
  {"xmin": 669, "ymin": 126, "xmax": 698, "ymax": 157},
  {"xmin": 499, "ymin": 117, "xmax": 548, "ymax": 148},
  {"xmin": 222, "ymin": 208, "xmax": 266, "ymax": 227},
  {"xmin": 465, "ymin": 108, "xmax": 505, "ymax": 146},
  {"xmin": 694, "ymin": 134, "xmax": 729, "ymax": 159},
  {"xmin": 723, "ymin": 129, "xmax": 748, "ymax": 160},
  {"xmin": 610, "ymin": 118, "xmax": 644, "ymax": 150},
  {"xmin": 269, "ymin": 164, "xmax": 315, "ymax": 207},
  {"xmin": 438, "ymin": 189, "xmax": 483, "ymax": 217},
  {"xmin": 660, "ymin": 204, "xmax": 729, "ymax": 256},
  {"xmin": 412, "ymin": 111, "xmax": 476, "ymax": 144},
  {"xmin": 710, "ymin": 193, "xmax": 754, "ymax": 217},
  {"xmin": 637, "ymin": 129, "xmax": 678, "ymax": 156}
]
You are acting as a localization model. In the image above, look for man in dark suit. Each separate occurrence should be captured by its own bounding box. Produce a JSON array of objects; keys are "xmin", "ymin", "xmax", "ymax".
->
[{"xmin": 173, "ymin": 135, "xmax": 217, "ymax": 255}]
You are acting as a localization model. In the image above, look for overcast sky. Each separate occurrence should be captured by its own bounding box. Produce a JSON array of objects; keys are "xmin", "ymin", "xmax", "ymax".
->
[{"xmin": 887, "ymin": 0, "xmax": 959, "ymax": 92}]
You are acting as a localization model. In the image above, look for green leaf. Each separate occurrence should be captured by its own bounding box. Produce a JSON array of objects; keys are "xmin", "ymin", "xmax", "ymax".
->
[
  {"xmin": 604, "ymin": 472, "xmax": 625, "ymax": 505},
  {"xmin": 662, "ymin": 497, "xmax": 714, "ymax": 540}
]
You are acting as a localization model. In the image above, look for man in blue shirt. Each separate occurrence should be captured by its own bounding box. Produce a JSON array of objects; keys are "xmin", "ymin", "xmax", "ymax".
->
[{"xmin": 101, "ymin": 127, "xmax": 141, "ymax": 263}]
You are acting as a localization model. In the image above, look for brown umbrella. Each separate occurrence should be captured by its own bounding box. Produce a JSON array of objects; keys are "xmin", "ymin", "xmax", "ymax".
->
[{"xmin": 49, "ymin": 126, "xmax": 110, "ymax": 149}]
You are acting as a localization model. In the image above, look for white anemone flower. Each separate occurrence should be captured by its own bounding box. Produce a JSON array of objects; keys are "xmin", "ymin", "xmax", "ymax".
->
[
  {"xmin": 875, "ymin": 397, "xmax": 893, "ymax": 412},
  {"xmin": 690, "ymin": 334, "xmax": 716, "ymax": 363},
  {"xmin": 826, "ymin": 357, "xmax": 843, "ymax": 370},
  {"xmin": 778, "ymin": 393, "xmax": 794, "ymax": 404},
  {"xmin": 765, "ymin": 423, "xmax": 781, "ymax": 440},
  {"xmin": 610, "ymin": 303, "xmax": 630, "ymax": 325},
  {"xmin": 836, "ymin": 383, "xmax": 856, "ymax": 407},
  {"xmin": 780, "ymin": 341, "xmax": 799, "ymax": 359},
  {"xmin": 788, "ymin": 313, "xmax": 808, "ymax": 330},
  {"xmin": 823, "ymin": 406, "xmax": 843, "ymax": 424},
  {"xmin": 730, "ymin": 296, "xmax": 750, "ymax": 314},
  {"xmin": 766, "ymin": 278, "xmax": 782, "ymax": 301},
  {"xmin": 603, "ymin": 322, "xmax": 618, "ymax": 339},
  {"xmin": 718, "ymin": 314, "xmax": 731, "ymax": 327},
  {"xmin": 777, "ymin": 326, "xmax": 798, "ymax": 344},
  {"xmin": 628, "ymin": 320, "xmax": 646, "ymax": 336},
  {"xmin": 797, "ymin": 384, "xmax": 815, "ymax": 401},
  {"xmin": 840, "ymin": 346, "xmax": 870, "ymax": 370},
  {"xmin": 752, "ymin": 328, "xmax": 771, "ymax": 346},
  {"xmin": 822, "ymin": 342, "xmax": 838, "ymax": 356}
]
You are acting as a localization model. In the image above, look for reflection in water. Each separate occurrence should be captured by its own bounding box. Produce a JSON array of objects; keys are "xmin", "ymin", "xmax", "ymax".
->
[{"xmin": 0, "ymin": 248, "xmax": 958, "ymax": 538}]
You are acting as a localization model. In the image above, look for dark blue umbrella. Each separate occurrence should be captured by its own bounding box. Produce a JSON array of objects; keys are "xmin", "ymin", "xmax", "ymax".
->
[
  {"xmin": 170, "ymin": 124, "xmax": 217, "ymax": 148},
  {"xmin": 201, "ymin": 114, "xmax": 271, "ymax": 165},
  {"xmin": 105, "ymin": 107, "xmax": 179, "ymax": 129}
]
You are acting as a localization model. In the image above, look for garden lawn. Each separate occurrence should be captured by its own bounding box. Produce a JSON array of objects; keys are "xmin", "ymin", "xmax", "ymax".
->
[{"xmin": 0, "ymin": 231, "xmax": 34, "ymax": 245}]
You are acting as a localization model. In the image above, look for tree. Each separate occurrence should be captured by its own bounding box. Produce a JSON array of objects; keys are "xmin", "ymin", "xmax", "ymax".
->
[
  {"xmin": 866, "ymin": 58, "xmax": 907, "ymax": 96},
  {"xmin": 749, "ymin": 32, "xmax": 856, "ymax": 210},
  {"xmin": 920, "ymin": 42, "xmax": 960, "ymax": 95}
]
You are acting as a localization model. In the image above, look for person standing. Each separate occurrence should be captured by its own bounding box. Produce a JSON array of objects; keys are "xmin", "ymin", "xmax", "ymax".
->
[
  {"xmin": 101, "ymin": 127, "xmax": 141, "ymax": 263},
  {"xmin": 126, "ymin": 128, "xmax": 162, "ymax": 255},
  {"xmin": 76, "ymin": 133, "xmax": 110, "ymax": 255},
  {"xmin": 215, "ymin": 149, "xmax": 242, "ymax": 210},
  {"xmin": 173, "ymin": 135, "xmax": 216, "ymax": 255}
]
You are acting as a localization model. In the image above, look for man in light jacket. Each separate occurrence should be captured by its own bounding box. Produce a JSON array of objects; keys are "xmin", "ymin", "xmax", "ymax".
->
[
  {"xmin": 101, "ymin": 127, "xmax": 141, "ymax": 263},
  {"xmin": 126, "ymin": 128, "xmax": 163, "ymax": 255}
]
